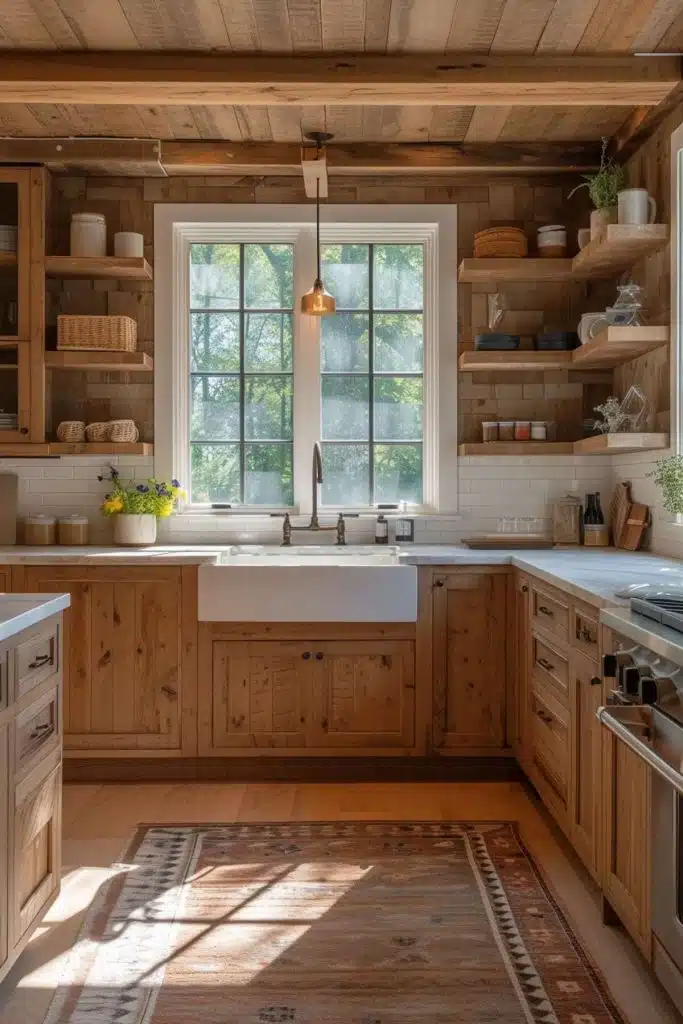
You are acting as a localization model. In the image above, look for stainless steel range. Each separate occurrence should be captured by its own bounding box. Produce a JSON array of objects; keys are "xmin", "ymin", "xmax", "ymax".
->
[{"xmin": 599, "ymin": 615, "xmax": 683, "ymax": 1016}]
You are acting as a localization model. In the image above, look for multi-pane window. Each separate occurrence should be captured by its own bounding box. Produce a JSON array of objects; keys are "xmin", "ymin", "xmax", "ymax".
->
[
  {"xmin": 320, "ymin": 243, "xmax": 424, "ymax": 506},
  {"xmin": 189, "ymin": 243, "xmax": 294, "ymax": 505}
]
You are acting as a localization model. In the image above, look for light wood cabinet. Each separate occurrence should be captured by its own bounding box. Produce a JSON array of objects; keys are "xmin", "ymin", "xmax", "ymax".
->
[
  {"xmin": 601, "ymin": 729, "xmax": 651, "ymax": 959},
  {"xmin": 0, "ymin": 724, "xmax": 8, "ymax": 976},
  {"xmin": 12, "ymin": 566, "xmax": 197, "ymax": 757},
  {"xmin": 203, "ymin": 637, "xmax": 415, "ymax": 756},
  {"xmin": 528, "ymin": 683, "xmax": 571, "ymax": 829},
  {"xmin": 510, "ymin": 573, "xmax": 531, "ymax": 761},
  {"xmin": 569, "ymin": 650, "xmax": 604, "ymax": 878},
  {"xmin": 0, "ymin": 566, "xmax": 11, "ymax": 594},
  {"xmin": 432, "ymin": 571, "xmax": 507, "ymax": 752}
]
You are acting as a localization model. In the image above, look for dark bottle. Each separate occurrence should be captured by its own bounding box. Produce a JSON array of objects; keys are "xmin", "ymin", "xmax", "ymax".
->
[
  {"xmin": 594, "ymin": 492, "xmax": 605, "ymax": 525},
  {"xmin": 584, "ymin": 493, "xmax": 596, "ymax": 525}
]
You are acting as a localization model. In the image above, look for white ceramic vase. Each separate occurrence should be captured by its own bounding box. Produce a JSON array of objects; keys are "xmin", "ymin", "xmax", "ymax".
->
[
  {"xmin": 590, "ymin": 206, "xmax": 617, "ymax": 240},
  {"xmin": 113, "ymin": 513, "xmax": 157, "ymax": 546}
]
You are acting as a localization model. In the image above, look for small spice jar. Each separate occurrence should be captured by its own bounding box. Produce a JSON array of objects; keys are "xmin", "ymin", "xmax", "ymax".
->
[
  {"xmin": 498, "ymin": 420, "xmax": 515, "ymax": 441},
  {"xmin": 482, "ymin": 421, "xmax": 499, "ymax": 443},
  {"xmin": 531, "ymin": 421, "xmax": 547, "ymax": 441},
  {"xmin": 23, "ymin": 515, "xmax": 56, "ymax": 546},
  {"xmin": 57, "ymin": 515, "xmax": 89, "ymax": 546},
  {"xmin": 514, "ymin": 420, "xmax": 531, "ymax": 441},
  {"xmin": 537, "ymin": 224, "xmax": 567, "ymax": 258}
]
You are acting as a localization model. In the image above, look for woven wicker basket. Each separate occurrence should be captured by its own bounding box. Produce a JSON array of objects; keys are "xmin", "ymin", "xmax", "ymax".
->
[
  {"xmin": 57, "ymin": 315, "xmax": 137, "ymax": 352},
  {"xmin": 56, "ymin": 421, "xmax": 86, "ymax": 443},
  {"xmin": 85, "ymin": 422, "xmax": 110, "ymax": 442},
  {"xmin": 474, "ymin": 227, "xmax": 527, "ymax": 259},
  {"xmin": 109, "ymin": 419, "xmax": 139, "ymax": 443}
]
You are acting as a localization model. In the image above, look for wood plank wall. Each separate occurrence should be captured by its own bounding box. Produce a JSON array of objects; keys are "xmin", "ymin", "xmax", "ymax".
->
[
  {"xmin": 48, "ymin": 172, "xmax": 595, "ymax": 444},
  {"xmin": 615, "ymin": 111, "xmax": 682, "ymax": 434}
]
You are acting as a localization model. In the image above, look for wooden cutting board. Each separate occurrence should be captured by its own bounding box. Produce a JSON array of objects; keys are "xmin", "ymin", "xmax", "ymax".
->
[
  {"xmin": 0, "ymin": 473, "xmax": 17, "ymax": 547},
  {"xmin": 462, "ymin": 535, "xmax": 554, "ymax": 549},
  {"xmin": 611, "ymin": 481, "xmax": 631, "ymax": 548}
]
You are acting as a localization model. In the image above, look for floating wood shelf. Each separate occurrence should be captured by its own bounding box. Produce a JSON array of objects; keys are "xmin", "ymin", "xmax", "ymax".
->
[
  {"xmin": 48, "ymin": 442, "xmax": 153, "ymax": 456},
  {"xmin": 573, "ymin": 433, "xmax": 669, "ymax": 455},
  {"xmin": 572, "ymin": 224, "xmax": 668, "ymax": 279},
  {"xmin": 459, "ymin": 433, "xmax": 669, "ymax": 456},
  {"xmin": 0, "ymin": 444, "xmax": 51, "ymax": 457},
  {"xmin": 458, "ymin": 258, "xmax": 574, "ymax": 284},
  {"xmin": 572, "ymin": 325, "xmax": 668, "ymax": 367},
  {"xmin": 45, "ymin": 256, "xmax": 152, "ymax": 280},
  {"xmin": 45, "ymin": 350, "xmax": 154, "ymax": 371},
  {"xmin": 459, "ymin": 442, "xmax": 575, "ymax": 456},
  {"xmin": 459, "ymin": 351, "xmax": 573, "ymax": 371}
]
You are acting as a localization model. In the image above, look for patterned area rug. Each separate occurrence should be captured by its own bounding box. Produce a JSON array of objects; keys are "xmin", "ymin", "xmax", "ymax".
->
[{"xmin": 45, "ymin": 822, "xmax": 623, "ymax": 1024}]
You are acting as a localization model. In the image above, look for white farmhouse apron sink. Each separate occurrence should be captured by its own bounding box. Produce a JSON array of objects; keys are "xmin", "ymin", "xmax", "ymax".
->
[{"xmin": 197, "ymin": 546, "xmax": 417, "ymax": 622}]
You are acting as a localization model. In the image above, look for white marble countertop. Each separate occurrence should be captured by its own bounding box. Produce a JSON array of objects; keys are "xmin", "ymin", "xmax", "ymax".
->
[
  {"xmin": 2, "ymin": 544, "xmax": 683, "ymax": 610},
  {"xmin": 0, "ymin": 593, "xmax": 70, "ymax": 643}
]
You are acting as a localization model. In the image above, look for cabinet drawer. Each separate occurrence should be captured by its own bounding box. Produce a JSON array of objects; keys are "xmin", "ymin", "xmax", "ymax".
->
[
  {"xmin": 15, "ymin": 623, "xmax": 59, "ymax": 700},
  {"xmin": 14, "ymin": 687, "xmax": 59, "ymax": 775},
  {"xmin": 531, "ymin": 584, "xmax": 569, "ymax": 643},
  {"xmin": 532, "ymin": 633, "xmax": 569, "ymax": 705},
  {"xmin": 571, "ymin": 602, "xmax": 599, "ymax": 660},
  {"xmin": 530, "ymin": 688, "xmax": 569, "ymax": 807}
]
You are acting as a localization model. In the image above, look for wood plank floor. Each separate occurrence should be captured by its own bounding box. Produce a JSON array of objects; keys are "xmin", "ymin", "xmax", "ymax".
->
[{"xmin": 0, "ymin": 782, "xmax": 679, "ymax": 1024}]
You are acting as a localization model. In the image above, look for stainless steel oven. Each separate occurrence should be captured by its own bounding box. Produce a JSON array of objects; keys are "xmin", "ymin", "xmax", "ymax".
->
[{"xmin": 652, "ymin": 765, "xmax": 683, "ymax": 1011}]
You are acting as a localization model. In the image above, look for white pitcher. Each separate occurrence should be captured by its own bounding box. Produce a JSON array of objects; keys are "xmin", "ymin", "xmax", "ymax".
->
[{"xmin": 617, "ymin": 188, "xmax": 657, "ymax": 225}]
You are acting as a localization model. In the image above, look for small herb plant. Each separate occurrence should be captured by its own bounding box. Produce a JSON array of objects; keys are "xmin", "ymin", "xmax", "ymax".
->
[
  {"xmin": 650, "ymin": 455, "xmax": 683, "ymax": 515},
  {"xmin": 98, "ymin": 466, "xmax": 186, "ymax": 518},
  {"xmin": 594, "ymin": 396, "xmax": 629, "ymax": 434},
  {"xmin": 568, "ymin": 137, "xmax": 625, "ymax": 210}
]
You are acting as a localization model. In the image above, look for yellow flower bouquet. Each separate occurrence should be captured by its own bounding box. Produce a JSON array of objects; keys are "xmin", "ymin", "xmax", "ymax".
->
[{"xmin": 98, "ymin": 466, "xmax": 187, "ymax": 518}]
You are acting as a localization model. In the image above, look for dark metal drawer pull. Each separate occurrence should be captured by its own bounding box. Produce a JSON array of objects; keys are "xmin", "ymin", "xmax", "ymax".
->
[
  {"xmin": 315, "ymin": 652, "xmax": 324, "ymax": 661},
  {"xmin": 28, "ymin": 653, "xmax": 52, "ymax": 670},
  {"xmin": 29, "ymin": 723, "xmax": 52, "ymax": 740},
  {"xmin": 578, "ymin": 625, "xmax": 596, "ymax": 644},
  {"xmin": 537, "ymin": 657, "xmax": 555, "ymax": 672},
  {"xmin": 302, "ymin": 652, "xmax": 311, "ymax": 660},
  {"xmin": 590, "ymin": 676, "xmax": 602, "ymax": 687},
  {"xmin": 538, "ymin": 605, "xmax": 554, "ymax": 617}
]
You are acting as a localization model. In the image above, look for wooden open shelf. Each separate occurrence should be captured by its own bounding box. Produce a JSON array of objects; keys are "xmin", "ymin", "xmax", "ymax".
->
[
  {"xmin": 572, "ymin": 325, "xmax": 669, "ymax": 368},
  {"xmin": 573, "ymin": 432, "xmax": 669, "ymax": 455},
  {"xmin": 572, "ymin": 224, "xmax": 668, "ymax": 279},
  {"xmin": 458, "ymin": 257, "xmax": 573, "ymax": 284},
  {"xmin": 459, "ymin": 351, "xmax": 572, "ymax": 371},
  {"xmin": 45, "ymin": 256, "xmax": 152, "ymax": 280},
  {"xmin": 45, "ymin": 350, "xmax": 154, "ymax": 371},
  {"xmin": 459, "ymin": 442, "xmax": 575, "ymax": 456},
  {"xmin": 460, "ymin": 326, "xmax": 669, "ymax": 373},
  {"xmin": 460, "ymin": 433, "xmax": 669, "ymax": 457},
  {"xmin": 0, "ymin": 252, "xmax": 17, "ymax": 270},
  {"xmin": 48, "ymin": 442, "xmax": 153, "ymax": 456}
]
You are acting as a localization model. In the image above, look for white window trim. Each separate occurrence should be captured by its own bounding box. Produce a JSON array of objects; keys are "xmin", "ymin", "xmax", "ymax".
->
[
  {"xmin": 154, "ymin": 203, "xmax": 458, "ymax": 515},
  {"xmin": 672, "ymin": 121, "xmax": 683, "ymax": 454}
]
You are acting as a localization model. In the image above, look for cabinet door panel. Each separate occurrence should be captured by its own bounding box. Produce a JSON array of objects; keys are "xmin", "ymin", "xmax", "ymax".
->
[
  {"xmin": 309, "ymin": 641, "xmax": 415, "ymax": 750},
  {"xmin": 433, "ymin": 573, "xmax": 507, "ymax": 750},
  {"xmin": 11, "ymin": 761, "xmax": 61, "ymax": 949},
  {"xmin": 570, "ymin": 651, "xmax": 603, "ymax": 877},
  {"xmin": 0, "ymin": 725, "xmax": 7, "ymax": 975},
  {"xmin": 210, "ymin": 641, "xmax": 308, "ymax": 751},
  {"xmin": 602, "ymin": 730, "xmax": 651, "ymax": 958},
  {"xmin": 16, "ymin": 568, "xmax": 182, "ymax": 753}
]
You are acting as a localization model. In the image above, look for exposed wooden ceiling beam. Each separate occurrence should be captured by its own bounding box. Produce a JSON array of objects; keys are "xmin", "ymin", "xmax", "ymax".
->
[
  {"xmin": 160, "ymin": 140, "xmax": 600, "ymax": 175},
  {"xmin": 609, "ymin": 86, "xmax": 683, "ymax": 161},
  {"xmin": 0, "ymin": 138, "xmax": 600, "ymax": 176},
  {"xmin": 0, "ymin": 53, "xmax": 677, "ymax": 107}
]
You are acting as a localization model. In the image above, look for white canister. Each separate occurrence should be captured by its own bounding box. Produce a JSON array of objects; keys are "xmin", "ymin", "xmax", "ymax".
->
[
  {"xmin": 113, "ymin": 513, "xmax": 157, "ymax": 546},
  {"xmin": 0, "ymin": 225, "xmax": 17, "ymax": 253},
  {"xmin": 114, "ymin": 231, "xmax": 144, "ymax": 258},
  {"xmin": 537, "ymin": 224, "xmax": 567, "ymax": 257},
  {"xmin": 70, "ymin": 212, "xmax": 107, "ymax": 257},
  {"xmin": 617, "ymin": 188, "xmax": 657, "ymax": 226}
]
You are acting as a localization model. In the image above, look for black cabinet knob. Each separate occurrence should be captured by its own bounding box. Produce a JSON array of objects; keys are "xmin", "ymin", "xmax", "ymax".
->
[
  {"xmin": 315, "ymin": 652, "xmax": 323, "ymax": 660},
  {"xmin": 302, "ymin": 651, "xmax": 311, "ymax": 660}
]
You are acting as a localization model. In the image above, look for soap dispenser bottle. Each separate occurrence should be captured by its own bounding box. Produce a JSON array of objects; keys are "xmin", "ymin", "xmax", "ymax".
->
[{"xmin": 375, "ymin": 514, "xmax": 389, "ymax": 545}]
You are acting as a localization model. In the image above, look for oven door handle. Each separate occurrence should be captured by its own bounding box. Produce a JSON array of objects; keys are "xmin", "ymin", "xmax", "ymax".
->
[{"xmin": 597, "ymin": 705, "xmax": 683, "ymax": 797}]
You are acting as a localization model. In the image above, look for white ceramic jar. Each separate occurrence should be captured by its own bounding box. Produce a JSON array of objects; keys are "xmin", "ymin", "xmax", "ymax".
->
[
  {"xmin": 537, "ymin": 224, "xmax": 567, "ymax": 257},
  {"xmin": 113, "ymin": 513, "xmax": 157, "ymax": 546},
  {"xmin": 70, "ymin": 212, "xmax": 107, "ymax": 257},
  {"xmin": 114, "ymin": 231, "xmax": 144, "ymax": 258}
]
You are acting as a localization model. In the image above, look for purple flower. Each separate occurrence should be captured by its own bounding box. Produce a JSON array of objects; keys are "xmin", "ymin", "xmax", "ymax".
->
[
  {"xmin": 136, "ymin": 484, "xmax": 149, "ymax": 493},
  {"xmin": 172, "ymin": 479, "xmax": 180, "ymax": 488}
]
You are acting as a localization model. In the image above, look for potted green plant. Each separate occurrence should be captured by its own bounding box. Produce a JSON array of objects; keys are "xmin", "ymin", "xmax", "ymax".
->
[
  {"xmin": 569, "ymin": 137, "xmax": 625, "ymax": 240},
  {"xmin": 98, "ymin": 466, "xmax": 186, "ymax": 545},
  {"xmin": 650, "ymin": 454, "xmax": 683, "ymax": 516}
]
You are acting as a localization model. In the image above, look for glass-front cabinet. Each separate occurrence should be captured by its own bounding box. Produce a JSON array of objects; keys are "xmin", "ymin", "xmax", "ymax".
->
[{"xmin": 0, "ymin": 169, "xmax": 34, "ymax": 441}]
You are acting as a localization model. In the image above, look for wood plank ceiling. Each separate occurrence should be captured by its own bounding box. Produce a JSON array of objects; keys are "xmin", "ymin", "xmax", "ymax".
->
[{"xmin": 0, "ymin": 0, "xmax": 680, "ymax": 143}]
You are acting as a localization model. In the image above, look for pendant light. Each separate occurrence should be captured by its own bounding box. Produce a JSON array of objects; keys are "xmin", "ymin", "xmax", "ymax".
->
[{"xmin": 301, "ymin": 131, "xmax": 336, "ymax": 316}]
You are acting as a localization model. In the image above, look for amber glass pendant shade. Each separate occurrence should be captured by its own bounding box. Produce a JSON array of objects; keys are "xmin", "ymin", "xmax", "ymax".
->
[{"xmin": 301, "ymin": 278, "xmax": 336, "ymax": 315}]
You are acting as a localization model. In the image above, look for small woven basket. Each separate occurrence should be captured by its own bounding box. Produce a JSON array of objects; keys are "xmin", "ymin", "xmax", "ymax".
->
[
  {"xmin": 85, "ymin": 422, "xmax": 110, "ymax": 442},
  {"xmin": 109, "ymin": 419, "xmax": 139, "ymax": 443},
  {"xmin": 56, "ymin": 421, "xmax": 86, "ymax": 443},
  {"xmin": 474, "ymin": 227, "xmax": 527, "ymax": 259},
  {"xmin": 57, "ymin": 315, "xmax": 137, "ymax": 352}
]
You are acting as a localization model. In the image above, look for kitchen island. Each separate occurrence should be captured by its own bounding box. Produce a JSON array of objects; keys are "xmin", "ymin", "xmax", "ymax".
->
[{"xmin": 0, "ymin": 591, "xmax": 69, "ymax": 984}]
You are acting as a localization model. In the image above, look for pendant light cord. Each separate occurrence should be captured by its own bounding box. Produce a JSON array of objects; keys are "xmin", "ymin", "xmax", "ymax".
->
[{"xmin": 316, "ymin": 164, "xmax": 321, "ymax": 281}]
